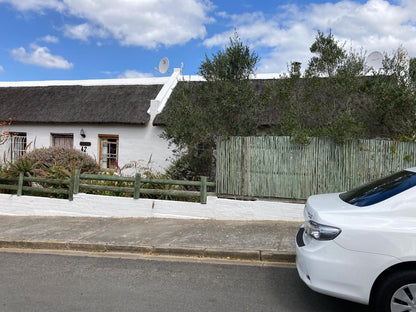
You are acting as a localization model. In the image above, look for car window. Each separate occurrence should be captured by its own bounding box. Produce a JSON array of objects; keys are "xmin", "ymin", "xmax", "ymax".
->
[{"xmin": 340, "ymin": 170, "xmax": 416, "ymax": 207}]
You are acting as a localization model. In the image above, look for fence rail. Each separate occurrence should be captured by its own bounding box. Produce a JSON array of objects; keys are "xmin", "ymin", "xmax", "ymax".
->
[
  {"xmin": 0, "ymin": 173, "xmax": 74, "ymax": 199},
  {"xmin": 216, "ymin": 136, "xmax": 416, "ymax": 199},
  {"xmin": 0, "ymin": 170, "xmax": 215, "ymax": 204}
]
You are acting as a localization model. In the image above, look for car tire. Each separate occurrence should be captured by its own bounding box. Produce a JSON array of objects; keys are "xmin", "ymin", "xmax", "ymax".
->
[{"xmin": 373, "ymin": 270, "xmax": 416, "ymax": 312}]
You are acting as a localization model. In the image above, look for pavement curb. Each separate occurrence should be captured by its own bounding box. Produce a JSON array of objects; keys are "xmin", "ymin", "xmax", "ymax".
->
[{"xmin": 0, "ymin": 239, "xmax": 296, "ymax": 263}]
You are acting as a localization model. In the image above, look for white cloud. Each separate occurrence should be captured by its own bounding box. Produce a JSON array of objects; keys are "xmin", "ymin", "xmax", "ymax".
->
[
  {"xmin": 62, "ymin": 0, "xmax": 214, "ymax": 48},
  {"xmin": 39, "ymin": 35, "xmax": 59, "ymax": 43},
  {"xmin": 2, "ymin": 0, "xmax": 214, "ymax": 48},
  {"xmin": 118, "ymin": 70, "xmax": 154, "ymax": 79},
  {"xmin": 0, "ymin": 65, "xmax": 4, "ymax": 73},
  {"xmin": 11, "ymin": 44, "xmax": 73, "ymax": 69},
  {"xmin": 0, "ymin": 0, "xmax": 64, "ymax": 12},
  {"xmin": 203, "ymin": 0, "xmax": 416, "ymax": 73},
  {"xmin": 63, "ymin": 23, "xmax": 107, "ymax": 42}
]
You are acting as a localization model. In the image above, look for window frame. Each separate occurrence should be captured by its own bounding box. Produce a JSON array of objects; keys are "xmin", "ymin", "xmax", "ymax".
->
[
  {"xmin": 99, "ymin": 134, "xmax": 119, "ymax": 169},
  {"xmin": 10, "ymin": 132, "xmax": 27, "ymax": 162},
  {"xmin": 51, "ymin": 133, "xmax": 74, "ymax": 148}
]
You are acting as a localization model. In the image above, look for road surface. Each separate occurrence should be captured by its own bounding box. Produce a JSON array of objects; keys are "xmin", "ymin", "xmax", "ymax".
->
[{"xmin": 0, "ymin": 250, "xmax": 370, "ymax": 312}]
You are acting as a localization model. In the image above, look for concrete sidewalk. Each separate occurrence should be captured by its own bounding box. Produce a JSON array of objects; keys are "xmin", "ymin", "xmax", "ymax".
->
[{"xmin": 0, "ymin": 216, "xmax": 302, "ymax": 263}]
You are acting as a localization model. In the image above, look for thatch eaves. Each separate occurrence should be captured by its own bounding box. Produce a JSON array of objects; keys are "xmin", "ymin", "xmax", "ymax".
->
[{"xmin": 0, "ymin": 84, "xmax": 163, "ymax": 125}]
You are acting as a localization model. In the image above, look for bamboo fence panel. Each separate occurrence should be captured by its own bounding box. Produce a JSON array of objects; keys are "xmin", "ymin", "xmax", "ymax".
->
[{"xmin": 216, "ymin": 136, "xmax": 416, "ymax": 199}]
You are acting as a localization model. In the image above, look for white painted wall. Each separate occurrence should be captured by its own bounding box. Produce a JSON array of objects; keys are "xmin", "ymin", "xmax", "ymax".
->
[
  {"xmin": 0, "ymin": 123, "xmax": 173, "ymax": 174},
  {"xmin": 0, "ymin": 70, "xmax": 184, "ymax": 173},
  {"xmin": 0, "ymin": 193, "xmax": 304, "ymax": 221},
  {"xmin": 0, "ymin": 70, "xmax": 283, "ymax": 173}
]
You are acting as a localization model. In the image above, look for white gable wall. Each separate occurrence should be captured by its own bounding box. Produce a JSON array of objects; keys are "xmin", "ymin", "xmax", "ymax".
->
[{"xmin": 0, "ymin": 123, "xmax": 172, "ymax": 174}]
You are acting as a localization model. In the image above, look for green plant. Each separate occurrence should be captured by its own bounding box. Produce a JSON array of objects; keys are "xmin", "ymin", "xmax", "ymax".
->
[
  {"xmin": 389, "ymin": 143, "xmax": 398, "ymax": 156},
  {"xmin": 161, "ymin": 32, "xmax": 260, "ymax": 179},
  {"xmin": 264, "ymin": 31, "xmax": 416, "ymax": 143},
  {"xmin": 5, "ymin": 158, "xmax": 37, "ymax": 177},
  {"xmin": 16, "ymin": 146, "xmax": 100, "ymax": 175},
  {"xmin": 0, "ymin": 147, "xmax": 99, "ymax": 199}
]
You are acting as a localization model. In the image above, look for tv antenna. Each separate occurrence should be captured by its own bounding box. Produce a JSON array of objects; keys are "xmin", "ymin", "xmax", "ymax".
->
[
  {"xmin": 366, "ymin": 51, "xmax": 383, "ymax": 72},
  {"xmin": 155, "ymin": 57, "xmax": 170, "ymax": 75}
]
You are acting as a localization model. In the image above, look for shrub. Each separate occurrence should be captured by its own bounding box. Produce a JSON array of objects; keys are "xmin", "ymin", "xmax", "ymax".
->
[{"xmin": 6, "ymin": 147, "xmax": 100, "ymax": 177}]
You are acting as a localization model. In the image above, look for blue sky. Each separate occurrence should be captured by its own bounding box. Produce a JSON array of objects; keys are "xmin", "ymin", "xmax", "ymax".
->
[{"xmin": 0, "ymin": 0, "xmax": 415, "ymax": 81}]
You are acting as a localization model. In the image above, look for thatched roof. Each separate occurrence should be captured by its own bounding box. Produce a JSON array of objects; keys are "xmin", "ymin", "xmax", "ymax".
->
[
  {"xmin": 153, "ymin": 79, "xmax": 280, "ymax": 127},
  {"xmin": 0, "ymin": 84, "xmax": 163, "ymax": 125}
]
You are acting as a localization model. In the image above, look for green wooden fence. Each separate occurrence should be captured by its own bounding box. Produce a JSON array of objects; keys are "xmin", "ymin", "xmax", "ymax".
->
[
  {"xmin": 216, "ymin": 136, "xmax": 416, "ymax": 199},
  {"xmin": 0, "ymin": 172, "xmax": 75, "ymax": 200},
  {"xmin": 0, "ymin": 170, "xmax": 215, "ymax": 204}
]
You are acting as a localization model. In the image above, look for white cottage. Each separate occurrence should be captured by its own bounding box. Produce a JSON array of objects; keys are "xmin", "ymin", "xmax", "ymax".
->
[{"xmin": 0, "ymin": 69, "xmax": 183, "ymax": 173}]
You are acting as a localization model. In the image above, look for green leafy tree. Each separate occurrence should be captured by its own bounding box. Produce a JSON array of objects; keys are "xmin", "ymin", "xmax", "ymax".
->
[
  {"xmin": 410, "ymin": 57, "xmax": 416, "ymax": 84},
  {"xmin": 265, "ymin": 31, "xmax": 416, "ymax": 143},
  {"xmin": 305, "ymin": 30, "xmax": 347, "ymax": 78},
  {"xmin": 265, "ymin": 30, "xmax": 366, "ymax": 143},
  {"xmin": 161, "ymin": 32, "xmax": 260, "ymax": 179},
  {"xmin": 366, "ymin": 48, "xmax": 416, "ymax": 138},
  {"xmin": 199, "ymin": 32, "xmax": 259, "ymax": 81}
]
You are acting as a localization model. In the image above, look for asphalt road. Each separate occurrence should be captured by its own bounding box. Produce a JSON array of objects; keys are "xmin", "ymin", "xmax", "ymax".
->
[{"xmin": 0, "ymin": 251, "xmax": 370, "ymax": 312}]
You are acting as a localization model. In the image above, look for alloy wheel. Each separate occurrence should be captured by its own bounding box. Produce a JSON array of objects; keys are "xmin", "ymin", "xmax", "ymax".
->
[{"xmin": 391, "ymin": 283, "xmax": 416, "ymax": 312}]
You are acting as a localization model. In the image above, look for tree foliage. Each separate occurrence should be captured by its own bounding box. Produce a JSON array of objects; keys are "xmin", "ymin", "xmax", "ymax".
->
[
  {"xmin": 162, "ymin": 29, "xmax": 416, "ymax": 180},
  {"xmin": 306, "ymin": 30, "xmax": 353, "ymax": 78},
  {"xmin": 410, "ymin": 57, "xmax": 416, "ymax": 84},
  {"xmin": 199, "ymin": 32, "xmax": 259, "ymax": 81},
  {"xmin": 264, "ymin": 30, "xmax": 416, "ymax": 144},
  {"xmin": 366, "ymin": 48, "xmax": 416, "ymax": 138},
  {"xmin": 161, "ymin": 33, "xmax": 260, "ymax": 178}
]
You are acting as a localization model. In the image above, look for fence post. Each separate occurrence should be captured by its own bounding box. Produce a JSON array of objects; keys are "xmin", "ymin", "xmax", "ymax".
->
[
  {"xmin": 74, "ymin": 169, "xmax": 80, "ymax": 194},
  {"xmin": 134, "ymin": 173, "xmax": 141, "ymax": 199},
  {"xmin": 17, "ymin": 172, "xmax": 24, "ymax": 196},
  {"xmin": 200, "ymin": 176, "xmax": 207, "ymax": 204},
  {"xmin": 68, "ymin": 175, "xmax": 75, "ymax": 201}
]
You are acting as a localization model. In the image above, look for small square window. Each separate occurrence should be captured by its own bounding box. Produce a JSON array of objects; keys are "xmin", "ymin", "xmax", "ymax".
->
[{"xmin": 52, "ymin": 133, "xmax": 73, "ymax": 148}]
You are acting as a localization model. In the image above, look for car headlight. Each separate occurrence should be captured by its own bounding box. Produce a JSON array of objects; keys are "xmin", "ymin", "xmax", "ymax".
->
[{"xmin": 305, "ymin": 221, "xmax": 341, "ymax": 240}]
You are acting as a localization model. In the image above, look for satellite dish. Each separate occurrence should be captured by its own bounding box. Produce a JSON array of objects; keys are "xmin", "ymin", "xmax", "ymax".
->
[
  {"xmin": 366, "ymin": 51, "xmax": 383, "ymax": 71},
  {"xmin": 156, "ymin": 57, "xmax": 169, "ymax": 75}
]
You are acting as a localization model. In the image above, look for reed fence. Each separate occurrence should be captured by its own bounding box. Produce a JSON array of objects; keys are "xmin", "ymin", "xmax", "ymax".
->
[{"xmin": 216, "ymin": 136, "xmax": 416, "ymax": 199}]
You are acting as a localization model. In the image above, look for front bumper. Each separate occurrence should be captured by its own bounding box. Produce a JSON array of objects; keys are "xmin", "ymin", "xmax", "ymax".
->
[{"xmin": 296, "ymin": 226, "xmax": 395, "ymax": 305}]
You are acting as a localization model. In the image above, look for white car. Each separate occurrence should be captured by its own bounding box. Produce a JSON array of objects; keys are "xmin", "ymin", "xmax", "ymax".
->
[{"xmin": 296, "ymin": 167, "xmax": 416, "ymax": 312}]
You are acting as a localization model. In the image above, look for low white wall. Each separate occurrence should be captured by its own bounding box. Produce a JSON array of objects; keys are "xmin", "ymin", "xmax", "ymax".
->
[{"xmin": 0, "ymin": 193, "xmax": 304, "ymax": 222}]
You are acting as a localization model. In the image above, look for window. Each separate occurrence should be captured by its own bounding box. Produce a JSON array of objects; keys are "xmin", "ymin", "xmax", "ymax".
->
[
  {"xmin": 340, "ymin": 170, "xmax": 416, "ymax": 207},
  {"xmin": 52, "ymin": 133, "xmax": 73, "ymax": 148},
  {"xmin": 10, "ymin": 132, "xmax": 27, "ymax": 161},
  {"xmin": 99, "ymin": 135, "xmax": 119, "ymax": 169}
]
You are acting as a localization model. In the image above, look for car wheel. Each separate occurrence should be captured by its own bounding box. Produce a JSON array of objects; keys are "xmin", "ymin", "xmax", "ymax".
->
[{"xmin": 373, "ymin": 270, "xmax": 416, "ymax": 312}]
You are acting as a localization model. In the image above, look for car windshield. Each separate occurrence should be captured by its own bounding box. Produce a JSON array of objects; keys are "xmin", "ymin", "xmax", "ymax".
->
[{"xmin": 340, "ymin": 170, "xmax": 416, "ymax": 207}]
